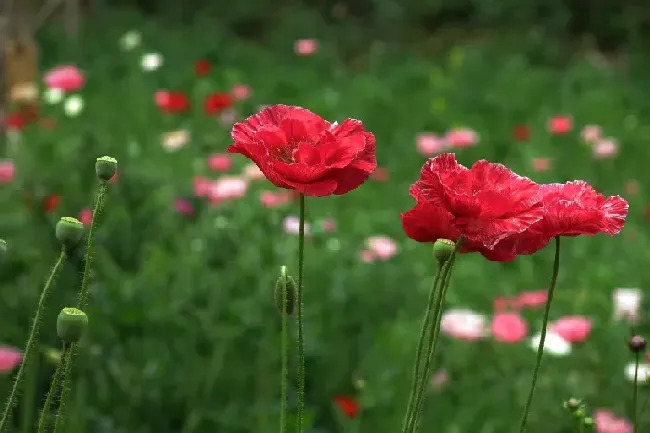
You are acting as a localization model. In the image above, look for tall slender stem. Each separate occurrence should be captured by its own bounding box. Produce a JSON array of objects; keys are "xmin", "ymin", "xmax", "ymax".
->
[
  {"xmin": 77, "ymin": 182, "xmax": 107, "ymax": 309},
  {"xmin": 411, "ymin": 253, "xmax": 457, "ymax": 433},
  {"xmin": 280, "ymin": 276, "xmax": 289, "ymax": 433},
  {"xmin": 52, "ymin": 346, "xmax": 75, "ymax": 433},
  {"xmin": 0, "ymin": 250, "xmax": 67, "ymax": 433},
  {"xmin": 37, "ymin": 343, "xmax": 68, "ymax": 433},
  {"xmin": 401, "ymin": 267, "xmax": 443, "ymax": 433},
  {"xmin": 296, "ymin": 194, "xmax": 306, "ymax": 433},
  {"xmin": 633, "ymin": 351, "xmax": 640, "ymax": 433},
  {"xmin": 518, "ymin": 236, "xmax": 561, "ymax": 433}
]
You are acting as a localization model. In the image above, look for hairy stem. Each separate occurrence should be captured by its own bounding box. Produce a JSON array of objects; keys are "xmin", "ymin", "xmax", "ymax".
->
[{"xmin": 296, "ymin": 194, "xmax": 306, "ymax": 433}]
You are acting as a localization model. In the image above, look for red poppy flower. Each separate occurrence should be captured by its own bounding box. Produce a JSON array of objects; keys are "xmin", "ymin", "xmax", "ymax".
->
[
  {"xmin": 490, "ymin": 180, "xmax": 628, "ymax": 256},
  {"xmin": 513, "ymin": 124, "xmax": 530, "ymax": 141},
  {"xmin": 333, "ymin": 395, "xmax": 359, "ymax": 419},
  {"xmin": 401, "ymin": 153, "xmax": 544, "ymax": 261},
  {"xmin": 204, "ymin": 92, "xmax": 233, "ymax": 115},
  {"xmin": 155, "ymin": 91, "xmax": 190, "ymax": 113},
  {"xmin": 194, "ymin": 59, "xmax": 211, "ymax": 76},
  {"xmin": 43, "ymin": 194, "xmax": 62, "ymax": 213},
  {"xmin": 228, "ymin": 104, "xmax": 376, "ymax": 196}
]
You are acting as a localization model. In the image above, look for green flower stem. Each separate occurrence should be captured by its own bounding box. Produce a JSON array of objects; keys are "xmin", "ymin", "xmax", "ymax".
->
[
  {"xmin": 518, "ymin": 236, "xmax": 561, "ymax": 433},
  {"xmin": 280, "ymin": 277, "xmax": 289, "ymax": 433},
  {"xmin": 52, "ymin": 346, "xmax": 75, "ymax": 433},
  {"xmin": 0, "ymin": 250, "xmax": 67, "ymax": 433},
  {"xmin": 401, "ymin": 267, "xmax": 443, "ymax": 433},
  {"xmin": 409, "ymin": 239, "xmax": 463, "ymax": 433},
  {"xmin": 296, "ymin": 194, "xmax": 306, "ymax": 433},
  {"xmin": 633, "ymin": 351, "xmax": 640, "ymax": 433},
  {"xmin": 77, "ymin": 182, "xmax": 107, "ymax": 309},
  {"xmin": 37, "ymin": 343, "xmax": 68, "ymax": 433}
]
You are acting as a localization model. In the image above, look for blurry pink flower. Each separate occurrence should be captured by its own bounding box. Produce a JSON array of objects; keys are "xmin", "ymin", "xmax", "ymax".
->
[
  {"xmin": 593, "ymin": 410, "xmax": 632, "ymax": 433},
  {"xmin": 624, "ymin": 181, "xmax": 639, "ymax": 196},
  {"xmin": 218, "ymin": 109, "xmax": 237, "ymax": 127},
  {"xmin": 78, "ymin": 208, "xmax": 93, "ymax": 225},
  {"xmin": 493, "ymin": 297, "xmax": 514, "ymax": 312},
  {"xmin": 242, "ymin": 162, "xmax": 266, "ymax": 181},
  {"xmin": 321, "ymin": 218, "xmax": 337, "ymax": 233},
  {"xmin": 208, "ymin": 153, "xmax": 233, "ymax": 172},
  {"xmin": 531, "ymin": 157, "xmax": 551, "ymax": 172},
  {"xmin": 174, "ymin": 198, "xmax": 194, "ymax": 215},
  {"xmin": 440, "ymin": 309, "xmax": 487, "ymax": 341},
  {"xmin": 548, "ymin": 316, "xmax": 592, "ymax": 343},
  {"xmin": 0, "ymin": 346, "xmax": 22, "ymax": 373},
  {"xmin": 581, "ymin": 124, "xmax": 602, "ymax": 143},
  {"xmin": 416, "ymin": 133, "xmax": 447, "ymax": 156},
  {"xmin": 294, "ymin": 39, "xmax": 319, "ymax": 56},
  {"xmin": 260, "ymin": 190, "xmax": 292, "ymax": 208},
  {"xmin": 547, "ymin": 115, "xmax": 573, "ymax": 135},
  {"xmin": 365, "ymin": 236, "xmax": 398, "ymax": 261},
  {"xmin": 445, "ymin": 128, "xmax": 478, "ymax": 147},
  {"xmin": 359, "ymin": 249, "xmax": 375, "ymax": 263},
  {"xmin": 370, "ymin": 166, "xmax": 389, "ymax": 182},
  {"xmin": 0, "ymin": 160, "xmax": 15, "ymax": 183},
  {"xmin": 193, "ymin": 175, "xmax": 212, "ymax": 197},
  {"xmin": 513, "ymin": 290, "xmax": 548, "ymax": 309},
  {"xmin": 593, "ymin": 138, "xmax": 618, "ymax": 158},
  {"xmin": 283, "ymin": 216, "xmax": 311, "ymax": 235},
  {"xmin": 491, "ymin": 312, "xmax": 528, "ymax": 343},
  {"xmin": 44, "ymin": 65, "xmax": 85, "ymax": 92},
  {"xmin": 430, "ymin": 369, "xmax": 449, "ymax": 390},
  {"xmin": 207, "ymin": 176, "xmax": 248, "ymax": 204},
  {"xmin": 231, "ymin": 84, "xmax": 251, "ymax": 100}
]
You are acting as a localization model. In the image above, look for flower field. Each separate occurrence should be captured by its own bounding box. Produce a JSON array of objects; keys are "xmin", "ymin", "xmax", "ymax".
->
[{"xmin": 0, "ymin": 12, "xmax": 649, "ymax": 433}]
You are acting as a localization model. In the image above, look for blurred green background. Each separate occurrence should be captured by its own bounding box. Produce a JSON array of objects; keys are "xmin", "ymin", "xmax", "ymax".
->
[{"xmin": 1, "ymin": 0, "xmax": 650, "ymax": 432}]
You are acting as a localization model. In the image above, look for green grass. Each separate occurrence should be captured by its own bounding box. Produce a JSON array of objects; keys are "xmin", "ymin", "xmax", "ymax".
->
[{"xmin": 1, "ymin": 10, "xmax": 650, "ymax": 433}]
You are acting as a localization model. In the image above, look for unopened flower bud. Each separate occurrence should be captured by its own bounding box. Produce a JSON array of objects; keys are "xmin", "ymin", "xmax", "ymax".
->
[
  {"xmin": 564, "ymin": 398, "xmax": 582, "ymax": 411},
  {"xmin": 274, "ymin": 266, "xmax": 297, "ymax": 316},
  {"xmin": 95, "ymin": 156, "xmax": 117, "ymax": 182},
  {"xmin": 583, "ymin": 417, "xmax": 594, "ymax": 427},
  {"xmin": 0, "ymin": 239, "xmax": 6, "ymax": 264},
  {"xmin": 628, "ymin": 335, "xmax": 646, "ymax": 353},
  {"xmin": 433, "ymin": 239, "xmax": 455, "ymax": 266},
  {"xmin": 55, "ymin": 217, "xmax": 84, "ymax": 248},
  {"xmin": 57, "ymin": 308, "xmax": 88, "ymax": 343},
  {"xmin": 572, "ymin": 408, "xmax": 586, "ymax": 420}
]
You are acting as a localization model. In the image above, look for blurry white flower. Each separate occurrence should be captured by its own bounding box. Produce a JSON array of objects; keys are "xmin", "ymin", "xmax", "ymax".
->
[
  {"xmin": 625, "ymin": 363, "xmax": 650, "ymax": 383},
  {"xmin": 530, "ymin": 331, "xmax": 571, "ymax": 356},
  {"xmin": 64, "ymin": 95, "xmax": 84, "ymax": 117},
  {"xmin": 283, "ymin": 216, "xmax": 311, "ymax": 236},
  {"xmin": 9, "ymin": 82, "xmax": 39, "ymax": 103},
  {"xmin": 141, "ymin": 53, "xmax": 163, "ymax": 71},
  {"xmin": 613, "ymin": 288, "xmax": 642, "ymax": 323},
  {"xmin": 440, "ymin": 309, "xmax": 487, "ymax": 341},
  {"xmin": 161, "ymin": 130, "xmax": 189, "ymax": 152},
  {"xmin": 44, "ymin": 87, "xmax": 64, "ymax": 105},
  {"xmin": 119, "ymin": 31, "xmax": 141, "ymax": 51}
]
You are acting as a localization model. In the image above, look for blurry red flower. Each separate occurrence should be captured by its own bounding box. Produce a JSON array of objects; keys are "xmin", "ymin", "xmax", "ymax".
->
[
  {"xmin": 513, "ymin": 124, "xmax": 531, "ymax": 141},
  {"xmin": 492, "ymin": 181, "xmax": 628, "ymax": 257},
  {"xmin": 370, "ymin": 166, "xmax": 388, "ymax": 182},
  {"xmin": 155, "ymin": 90, "xmax": 190, "ymax": 113},
  {"xmin": 228, "ymin": 104, "xmax": 377, "ymax": 196},
  {"xmin": 5, "ymin": 112, "xmax": 26, "ymax": 130},
  {"xmin": 204, "ymin": 92, "xmax": 233, "ymax": 115},
  {"xmin": 194, "ymin": 59, "xmax": 211, "ymax": 76},
  {"xmin": 513, "ymin": 290, "xmax": 548, "ymax": 309},
  {"xmin": 43, "ymin": 194, "xmax": 61, "ymax": 213},
  {"xmin": 333, "ymin": 395, "xmax": 359, "ymax": 419},
  {"xmin": 491, "ymin": 312, "xmax": 528, "ymax": 343},
  {"xmin": 400, "ymin": 153, "xmax": 544, "ymax": 261},
  {"xmin": 548, "ymin": 316, "xmax": 592, "ymax": 343},
  {"xmin": 547, "ymin": 115, "xmax": 572, "ymax": 135}
]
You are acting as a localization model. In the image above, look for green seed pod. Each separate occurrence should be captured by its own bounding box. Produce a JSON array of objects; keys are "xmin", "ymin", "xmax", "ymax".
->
[
  {"xmin": 95, "ymin": 156, "xmax": 118, "ymax": 182},
  {"xmin": 572, "ymin": 408, "xmax": 586, "ymax": 420},
  {"xmin": 55, "ymin": 217, "xmax": 84, "ymax": 248},
  {"xmin": 433, "ymin": 238, "xmax": 455, "ymax": 266},
  {"xmin": 0, "ymin": 239, "xmax": 6, "ymax": 265},
  {"xmin": 57, "ymin": 308, "xmax": 89, "ymax": 343},
  {"xmin": 274, "ymin": 266, "xmax": 297, "ymax": 316}
]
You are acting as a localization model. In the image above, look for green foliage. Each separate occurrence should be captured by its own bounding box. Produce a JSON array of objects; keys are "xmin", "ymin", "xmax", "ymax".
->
[{"xmin": 1, "ymin": 7, "xmax": 650, "ymax": 433}]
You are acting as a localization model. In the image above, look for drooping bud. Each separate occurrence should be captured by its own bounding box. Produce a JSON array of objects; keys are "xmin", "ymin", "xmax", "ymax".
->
[
  {"xmin": 0, "ymin": 239, "xmax": 6, "ymax": 264},
  {"xmin": 55, "ymin": 217, "xmax": 84, "ymax": 248},
  {"xmin": 274, "ymin": 265, "xmax": 297, "ymax": 316},
  {"xmin": 628, "ymin": 335, "xmax": 647, "ymax": 353},
  {"xmin": 57, "ymin": 308, "xmax": 89, "ymax": 343},
  {"xmin": 433, "ymin": 239, "xmax": 455, "ymax": 266},
  {"xmin": 95, "ymin": 156, "xmax": 118, "ymax": 182}
]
